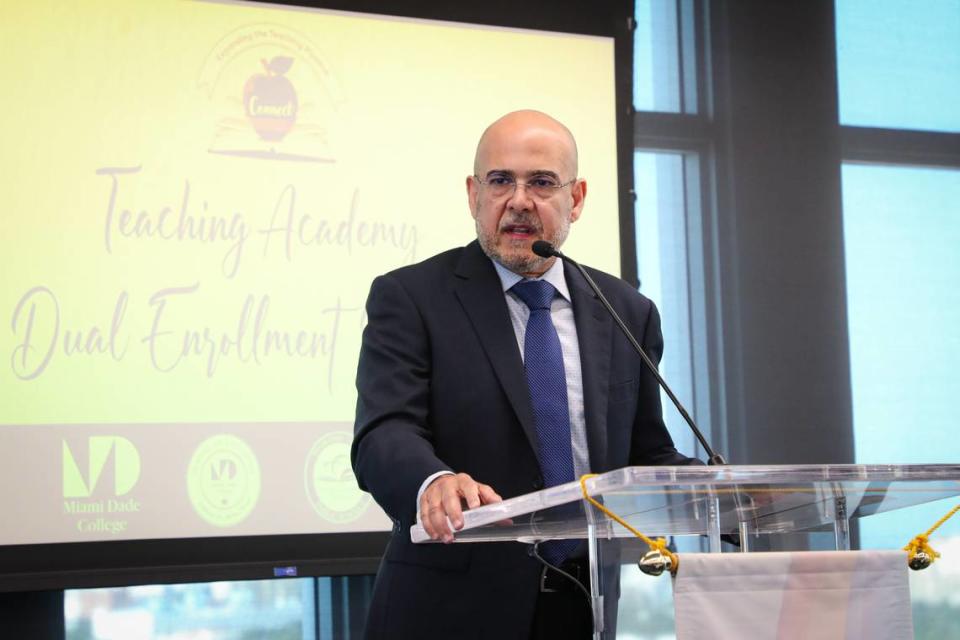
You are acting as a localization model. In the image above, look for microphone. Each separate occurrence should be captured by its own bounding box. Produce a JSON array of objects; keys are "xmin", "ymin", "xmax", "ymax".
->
[{"xmin": 533, "ymin": 240, "xmax": 726, "ymax": 465}]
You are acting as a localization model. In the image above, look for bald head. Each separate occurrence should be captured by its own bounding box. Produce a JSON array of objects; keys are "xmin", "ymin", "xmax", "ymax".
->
[{"xmin": 473, "ymin": 110, "xmax": 579, "ymax": 178}]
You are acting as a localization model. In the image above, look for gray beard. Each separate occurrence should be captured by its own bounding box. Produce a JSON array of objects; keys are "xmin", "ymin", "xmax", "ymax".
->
[{"xmin": 474, "ymin": 215, "xmax": 569, "ymax": 275}]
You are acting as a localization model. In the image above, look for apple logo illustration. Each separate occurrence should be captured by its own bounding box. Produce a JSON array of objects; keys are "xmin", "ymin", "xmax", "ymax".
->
[{"xmin": 243, "ymin": 56, "xmax": 298, "ymax": 142}]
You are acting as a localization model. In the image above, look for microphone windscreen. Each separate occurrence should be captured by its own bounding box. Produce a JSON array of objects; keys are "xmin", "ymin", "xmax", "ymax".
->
[{"xmin": 531, "ymin": 240, "xmax": 556, "ymax": 258}]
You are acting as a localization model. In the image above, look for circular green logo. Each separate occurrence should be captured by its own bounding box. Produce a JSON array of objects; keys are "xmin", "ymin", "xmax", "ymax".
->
[
  {"xmin": 188, "ymin": 434, "xmax": 261, "ymax": 527},
  {"xmin": 305, "ymin": 432, "xmax": 370, "ymax": 524}
]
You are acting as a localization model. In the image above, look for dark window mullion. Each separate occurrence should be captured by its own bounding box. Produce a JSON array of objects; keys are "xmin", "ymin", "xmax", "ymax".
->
[
  {"xmin": 841, "ymin": 126, "xmax": 960, "ymax": 169},
  {"xmin": 634, "ymin": 111, "xmax": 713, "ymax": 151}
]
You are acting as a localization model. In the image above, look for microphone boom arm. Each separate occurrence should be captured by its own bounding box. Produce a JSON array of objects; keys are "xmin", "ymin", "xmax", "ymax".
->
[{"xmin": 535, "ymin": 241, "xmax": 726, "ymax": 465}]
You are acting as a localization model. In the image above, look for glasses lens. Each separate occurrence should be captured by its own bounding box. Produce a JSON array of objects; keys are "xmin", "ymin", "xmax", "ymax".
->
[
  {"xmin": 528, "ymin": 176, "xmax": 561, "ymax": 199},
  {"xmin": 483, "ymin": 174, "xmax": 513, "ymax": 197}
]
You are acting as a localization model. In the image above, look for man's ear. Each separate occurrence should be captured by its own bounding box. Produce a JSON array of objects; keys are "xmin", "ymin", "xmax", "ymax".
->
[
  {"xmin": 466, "ymin": 174, "xmax": 479, "ymax": 219},
  {"xmin": 569, "ymin": 178, "xmax": 587, "ymax": 223}
]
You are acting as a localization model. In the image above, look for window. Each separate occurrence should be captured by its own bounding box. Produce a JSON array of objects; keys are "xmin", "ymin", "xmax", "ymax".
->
[
  {"xmin": 623, "ymin": 2, "xmax": 715, "ymax": 637},
  {"xmin": 634, "ymin": 151, "xmax": 711, "ymax": 457},
  {"xmin": 635, "ymin": 0, "xmax": 682, "ymax": 112},
  {"xmin": 838, "ymin": 2, "xmax": 960, "ymax": 636},
  {"xmin": 65, "ymin": 576, "xmax": 374, "ymax": 640},
  {"xmin": 631, "ymin": 0, "xmax": 716, "ymax": 463},
  {"xmin": 836, "ymin": 0, "xmax": 960, "ymax": 132}
]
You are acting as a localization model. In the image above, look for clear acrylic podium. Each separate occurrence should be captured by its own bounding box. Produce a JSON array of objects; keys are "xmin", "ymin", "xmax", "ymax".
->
[{"xmin": 411, "ymin": 464, "xmax": 960, "ymax": 639}]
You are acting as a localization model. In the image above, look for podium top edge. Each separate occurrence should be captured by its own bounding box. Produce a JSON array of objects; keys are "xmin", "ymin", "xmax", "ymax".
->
[{"xmin": 606, "ymin": 463, "xmax": 960, "ymax": 484}]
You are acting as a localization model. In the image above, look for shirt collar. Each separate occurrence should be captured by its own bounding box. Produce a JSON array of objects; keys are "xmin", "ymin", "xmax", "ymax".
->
[{"xmin": 490, "ymin": 256, "xmax": 571, "ymax": 303}]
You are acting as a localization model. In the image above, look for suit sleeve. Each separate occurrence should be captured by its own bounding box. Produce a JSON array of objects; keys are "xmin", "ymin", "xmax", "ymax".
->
[
  {"xmin": 629, "ymin": 300, "xmax": 704, "ymax": 466},
  {"xmin": 351, "ymin": 273, "xmax": 452, "ymax": 527}
]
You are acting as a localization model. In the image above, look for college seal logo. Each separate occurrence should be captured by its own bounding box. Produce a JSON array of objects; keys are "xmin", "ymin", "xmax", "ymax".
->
[
  {"xmin": 187, "ymin": 434, "xmax": 261, "ymax": 527},
  {"xmin": 304, "ymin": 431, "xmax": 370, "ymax": 523}
]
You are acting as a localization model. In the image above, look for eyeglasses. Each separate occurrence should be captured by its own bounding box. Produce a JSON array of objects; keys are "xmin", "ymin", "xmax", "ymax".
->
[{"xmin": 474, "ymin": 172, "xmax": 576, "ymax": 199}]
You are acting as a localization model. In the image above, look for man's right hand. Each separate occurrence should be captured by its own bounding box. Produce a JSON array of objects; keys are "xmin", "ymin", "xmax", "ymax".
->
[{"xmin": 420, "ymin": 472, "xmax": 502, "ymax": 543}]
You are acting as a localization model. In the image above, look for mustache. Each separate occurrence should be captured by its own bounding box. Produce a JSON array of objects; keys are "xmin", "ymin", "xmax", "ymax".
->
[{"xmin": 497, "ymin": 214, "xmax": 542, "ymax": 233}]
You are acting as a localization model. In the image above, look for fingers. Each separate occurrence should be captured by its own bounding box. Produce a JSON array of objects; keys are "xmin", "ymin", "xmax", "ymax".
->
[
  {"xmin": 441, "ymin": 480, "xmax": 466, "ymax": 530},
  {"xmin": 419, "ymin": 473, "xmax": 501, "ymax": 544},
  {"xmin": 477, "ymin": 483, "xmax": 502, "ymax": 506},
  {"xmin": 460, "ymin": 481, "xmax": 482, "ymax": 511},
  {"xmin": 420, "ymin": 474, "xmax": 463, "ymax": 543},
  {"xmin": 476, "ymin": 484, "xmax": 512, "ymax": 526}
]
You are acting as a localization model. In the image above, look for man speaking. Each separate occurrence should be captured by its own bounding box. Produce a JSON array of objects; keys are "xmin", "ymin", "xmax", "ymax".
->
[{"xmin": 351, "ymin": 110, "xmax": 698, "ymax": 639}]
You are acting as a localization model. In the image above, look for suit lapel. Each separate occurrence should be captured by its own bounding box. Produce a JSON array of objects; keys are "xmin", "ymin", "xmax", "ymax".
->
[
  {"xmin": 566, "ymin": 261, "xmax": 612, "ymax": 472},
  {"xmin": 452, "ymin": 242, "xmax": 539, "ymax": 456}
]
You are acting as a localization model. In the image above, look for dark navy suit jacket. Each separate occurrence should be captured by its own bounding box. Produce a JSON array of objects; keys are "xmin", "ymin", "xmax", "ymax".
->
[{"xmin": 351, "ymin": 240, "xmax": 695, "ymax": 639}]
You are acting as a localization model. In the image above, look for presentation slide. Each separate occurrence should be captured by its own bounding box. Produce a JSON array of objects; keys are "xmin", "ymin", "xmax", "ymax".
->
[{"xmin": 0, "ymin": 0, "xmax": 619, "ymax": 546}]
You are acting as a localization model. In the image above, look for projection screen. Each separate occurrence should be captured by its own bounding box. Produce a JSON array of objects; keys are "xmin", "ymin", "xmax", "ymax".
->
[{"xmin": 0, "ymin": 0, "xmax": 621, "ymax": 578}]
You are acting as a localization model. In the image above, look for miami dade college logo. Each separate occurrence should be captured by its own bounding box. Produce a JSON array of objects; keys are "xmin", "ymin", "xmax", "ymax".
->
[
  {"xmin": 62, "ymin": 436, "xmax": 141, "ymax": 498},
  {"xmin": 198, "ymin": 24, "xmax": 343, "ymax": 162},
  {"xmin": 62, "ymin": 436, "xmax": 142, "ymax": 535}
]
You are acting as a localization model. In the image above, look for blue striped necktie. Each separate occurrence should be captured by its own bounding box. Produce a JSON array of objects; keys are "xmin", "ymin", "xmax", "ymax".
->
[{"xmin": 511, "ymin": 280, "xmax": 577, "ymax": 564}]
